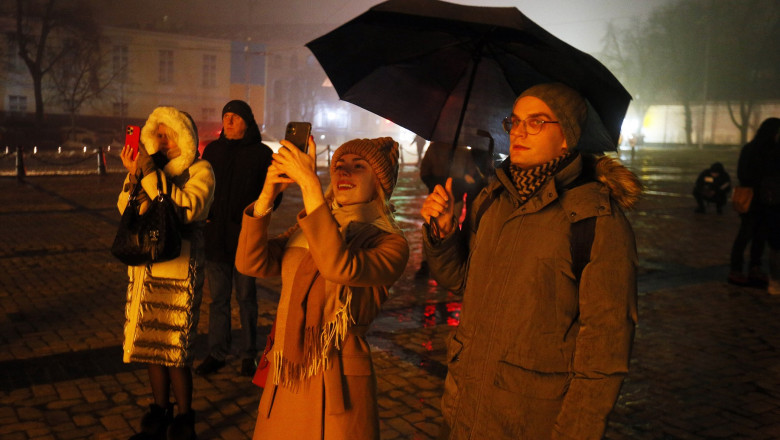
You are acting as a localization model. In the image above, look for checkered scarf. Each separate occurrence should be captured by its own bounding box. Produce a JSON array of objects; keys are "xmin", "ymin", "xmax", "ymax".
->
[{"xmin": 508, "ymin": 152, "xmax": 575, "ymax": 204}]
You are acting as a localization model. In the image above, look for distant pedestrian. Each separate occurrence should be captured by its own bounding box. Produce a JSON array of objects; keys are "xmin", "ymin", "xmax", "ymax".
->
[
  {"xmin": 692, "ymin": 162, "xmax": 731, "ymax": 214},
  {"xmin": 728, "ymin": 118, "xmax": 780, "ymax": 287},
  {"xmin": 411, "ymin": 134, "xmax": 427, "ymax": 165},
  {"xmin": 421, "ymin": 83, "xmax": 640, "ymax": 439},
  {"xmin": 119, "ymin": 107, "xmax": 215, "ymax": 440},
  {"xmin": 236, "ymin": 137, "xmax": 409, "ymax": 439},
  {"xmin": 758, "ymin": 120, "xmax": 780, "ymax": 294},
  {"xmin": 196, "ymin": 100, "xmax": 278, "ymax": 378}
]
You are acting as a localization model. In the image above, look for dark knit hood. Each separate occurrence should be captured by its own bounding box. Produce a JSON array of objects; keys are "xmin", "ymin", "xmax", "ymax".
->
[{"xmin": 219, "ymin": 117, "xmax": 263, "ymax": 145}]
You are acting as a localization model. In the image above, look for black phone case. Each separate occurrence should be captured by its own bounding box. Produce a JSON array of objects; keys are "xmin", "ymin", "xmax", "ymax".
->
[{"xmin": 285, "ymin": 122, "xmax": 311, "ymax": 152}]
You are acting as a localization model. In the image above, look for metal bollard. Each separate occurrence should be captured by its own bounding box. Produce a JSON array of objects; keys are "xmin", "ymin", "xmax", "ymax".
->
[
  {"xmin": 15, "ymin": 146, "xmax": 26, "ymax": 180},
  {"xmin": 97, "ymin": 147, "xmax": 106, "ymax": 175}
]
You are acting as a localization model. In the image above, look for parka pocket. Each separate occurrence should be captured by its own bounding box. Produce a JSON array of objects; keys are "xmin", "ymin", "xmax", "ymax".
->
[
  {"xmin": 446, "ymin": 331, "xmax": 464, "ymax": 364},
  {"xmin": 441, "ymin": 331, "xmax": 465, "ymax": 424},
  {"xmin": 535, "ymin": 257, "xmax": 578, "ymax": 334},
  {"xmin": 494, "ymin": 361, "xmax": 571, "ymax": 400}
]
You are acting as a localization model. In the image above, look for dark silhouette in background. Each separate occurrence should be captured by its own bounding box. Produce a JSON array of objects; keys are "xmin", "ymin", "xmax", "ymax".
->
[{"xmin": 692, "ymin": 162, "xmax": 731, "ymax": 214}]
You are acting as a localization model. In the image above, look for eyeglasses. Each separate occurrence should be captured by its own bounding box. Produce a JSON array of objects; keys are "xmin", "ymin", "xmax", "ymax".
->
[{"xmin": 502, "ymin": 116, "xmax": 559, "ymax": 135}]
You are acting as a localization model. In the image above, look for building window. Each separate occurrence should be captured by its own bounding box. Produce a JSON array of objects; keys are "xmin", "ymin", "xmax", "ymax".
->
[
  {"xmin": 159, "ymin": 50, "xmax": 174, "ymax": 84},
  {"xmin": 7, "ymin": 41, "xmax": 24, "ymax": 72},
  {"xmin": 113, "ymin": 45, "xmax": 128, "ymax": 80},
  {"xmin": 202, "ymin": 108, "xmax": 216, "ymax": 121},
  {"xmin": 113, "ymin": 102, "xmax": 128, "ymax": 117},
  {"xmin": 202, "ymin": 54, "xmax": 216, "ymax": 88},
  {"xmin": 8, "ymin": 95, "xmax": 27, "ymax": 114}
]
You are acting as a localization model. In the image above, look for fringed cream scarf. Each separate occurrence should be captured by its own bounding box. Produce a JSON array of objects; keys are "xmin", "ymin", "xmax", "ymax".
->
[{"xmin": 272, "ymin": 200, "xmax": 401, "ymax": 389}]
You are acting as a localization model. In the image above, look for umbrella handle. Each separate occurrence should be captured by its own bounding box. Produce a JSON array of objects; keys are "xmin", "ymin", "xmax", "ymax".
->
[
  {"xmin": 450, "ymin": 38, "xmax": 486, "ymax": 152},
  {"xmin": 430, "ymin": 216, "xmax": 441, "ymax": 238}
]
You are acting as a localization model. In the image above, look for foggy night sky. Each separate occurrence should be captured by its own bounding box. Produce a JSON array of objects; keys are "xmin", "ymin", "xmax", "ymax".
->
[{"xmin": 94, "ymin": 0, "xmax": 673, "ymax": 54}]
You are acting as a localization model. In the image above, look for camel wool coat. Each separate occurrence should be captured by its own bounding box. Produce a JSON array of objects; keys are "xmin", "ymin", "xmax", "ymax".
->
[{"xmin": 236, "ymin": 203, "xmax": 409, "ymax": 440}]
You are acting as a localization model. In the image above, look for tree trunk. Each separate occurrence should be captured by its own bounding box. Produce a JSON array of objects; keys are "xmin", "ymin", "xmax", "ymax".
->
[
  {"xmin": 32, "ymin": 72, "xmax": 45, "ymax": 123},
  {"xmin": 726, "ymin": 100, "xmax": 755, "ymax": 145},
  {"xmin": 683, "ymin": 100, "xmax": 694, "ymax": 146}
]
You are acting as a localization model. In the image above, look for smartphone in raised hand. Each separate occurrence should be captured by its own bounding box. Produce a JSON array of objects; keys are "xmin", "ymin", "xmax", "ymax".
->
[
  {"xmin": 125, "ymin": 125, "xmax": 141, "ymax": 159},
  {"xmin": 284, "ymin": 122, "xmax": 312, "ymax": 153}
]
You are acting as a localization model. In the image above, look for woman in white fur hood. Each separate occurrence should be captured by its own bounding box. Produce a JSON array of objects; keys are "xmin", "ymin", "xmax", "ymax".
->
[{"xmin": 118, "ymin": 106, "xmax": 215, "ymax": 439}]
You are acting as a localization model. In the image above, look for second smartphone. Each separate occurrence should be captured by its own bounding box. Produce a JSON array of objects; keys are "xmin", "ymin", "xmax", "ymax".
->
[{"xmin": 284, "ymin": 122, "xmax": 312, "ymax": 153}]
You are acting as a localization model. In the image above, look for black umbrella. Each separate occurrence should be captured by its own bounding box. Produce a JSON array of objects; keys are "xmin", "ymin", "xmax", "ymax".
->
[{"xmin": 306, "ymin": 0, "xmax": 631, "ymax": 154}]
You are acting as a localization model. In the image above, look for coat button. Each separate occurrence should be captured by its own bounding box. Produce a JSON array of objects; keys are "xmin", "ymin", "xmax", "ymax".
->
[
  {"xmin": 570, "ymin": 212, "xmax": 577, "ymax": 217},
  {"xmin": 599, "ymin": 205, "xmax": 606, "ymax": 210}
]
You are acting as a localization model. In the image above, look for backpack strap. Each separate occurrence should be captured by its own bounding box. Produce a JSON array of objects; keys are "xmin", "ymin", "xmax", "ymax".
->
[
  {"xmin": 570, "ymin": 216, "xmax": 596, "ymax": 283},
  {"xmin": 471, "ymin": 186, "xmax": 502, "ymax": 231},
  {"xmin": 563, "ymin": 171, "xmax": 598, "ymax": 283},
  {"xmin": 471, "ymin": 175, "xmax": 597, "ymax": 283}
]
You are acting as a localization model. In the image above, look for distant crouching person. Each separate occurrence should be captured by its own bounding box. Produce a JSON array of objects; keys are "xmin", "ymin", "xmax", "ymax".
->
[{"xmin": 693, "ymin": 162, "xmax": 731, "ymax": 214}]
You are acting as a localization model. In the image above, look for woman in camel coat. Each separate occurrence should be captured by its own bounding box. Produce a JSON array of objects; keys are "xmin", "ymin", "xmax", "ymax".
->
[{"xmin": 236, "ymin": 136, "xmax": 409, "ymax": 439}]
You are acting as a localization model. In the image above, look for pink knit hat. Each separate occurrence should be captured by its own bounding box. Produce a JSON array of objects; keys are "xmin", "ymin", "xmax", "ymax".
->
[{"xmin": 517, "ymin": 83, "xmax": 587, "ymax": 149}]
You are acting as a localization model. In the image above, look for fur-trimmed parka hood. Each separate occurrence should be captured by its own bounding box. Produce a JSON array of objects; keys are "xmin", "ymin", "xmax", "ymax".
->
[
  {"xmin": 584, "ymin": 154, "xmax": 642, "ymax": 210},
  {"xmin": 495, "ymin": 153, "xmax": 642, "ymax": 211},
  {"xmin": 141, "ymin": 106, "xmax": 199, "ymax": 177}
]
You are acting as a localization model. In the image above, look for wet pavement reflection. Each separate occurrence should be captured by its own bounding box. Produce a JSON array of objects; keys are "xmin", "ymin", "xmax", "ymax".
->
[{"xmin": 5, "ymin": 144, "xmax": 779, "ymax": 439}]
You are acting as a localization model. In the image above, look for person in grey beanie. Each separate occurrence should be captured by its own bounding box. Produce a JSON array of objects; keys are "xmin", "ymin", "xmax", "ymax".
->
[{"xmin": 421, "ymin": 83, "xmax": 641, "ymax": 439}]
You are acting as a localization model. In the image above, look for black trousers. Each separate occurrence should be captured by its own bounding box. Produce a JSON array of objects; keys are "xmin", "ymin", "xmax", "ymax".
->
[{"xmin": 730, "ymin": 207, "xmax": 767, "ymax": 272}]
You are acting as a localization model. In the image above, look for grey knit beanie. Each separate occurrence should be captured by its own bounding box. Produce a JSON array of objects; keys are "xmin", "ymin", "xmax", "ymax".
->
[{"xmin": 517, "ymin": 83, "xmax": 587, "ymax": 149}]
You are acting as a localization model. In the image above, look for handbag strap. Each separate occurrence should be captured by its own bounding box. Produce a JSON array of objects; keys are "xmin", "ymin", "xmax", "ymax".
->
[
  {"xmin": 127, "ymin": 169, "xmax": 167, "ymax": 203},
  {"xmin": 127, "ymin": 173, "xmax": 143, "ymax": 202},
  {"xmin": 154, "ymin": 169, "xmax": 167, "ymax": 200}
]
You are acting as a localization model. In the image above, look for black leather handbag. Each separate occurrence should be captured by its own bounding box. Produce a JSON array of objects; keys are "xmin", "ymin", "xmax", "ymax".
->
[{"xmin": 111, "ymin": 170, "xmax": 182, "ymax": 266}]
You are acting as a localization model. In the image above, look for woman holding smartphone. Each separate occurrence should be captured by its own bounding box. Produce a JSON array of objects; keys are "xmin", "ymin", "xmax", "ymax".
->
[
  {"xmin": 119, "ymin": 106, "xmax": 215, "ymax": 440},
  {"xmin": 236, "ymin": 136, "xmax": 409, "ymax": 439}
]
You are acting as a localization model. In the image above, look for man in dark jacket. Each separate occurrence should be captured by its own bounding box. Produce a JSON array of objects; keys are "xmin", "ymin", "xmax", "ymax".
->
[
  {"xmin": 421, "ymin": 83, "xmax": 640, "ymax": 439},
  {"xmin": 196, "ymin": 100, "xmax": 276, "ymax": 376},
  {"xmin": 692, "ymin": 162, "xmax": 731, "ymax": 214}
]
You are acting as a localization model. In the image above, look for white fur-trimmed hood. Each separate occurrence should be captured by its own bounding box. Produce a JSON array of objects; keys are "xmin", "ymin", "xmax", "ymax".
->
[{"xmin": 140, "ymin": 106, "xmax": 198, "ymax": 177}]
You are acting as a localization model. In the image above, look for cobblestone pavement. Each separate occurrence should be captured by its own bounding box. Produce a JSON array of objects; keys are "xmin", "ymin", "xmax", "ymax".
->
[{"xmin": 2, "ymin": 145, "xmax": 780, "ymax": 439}]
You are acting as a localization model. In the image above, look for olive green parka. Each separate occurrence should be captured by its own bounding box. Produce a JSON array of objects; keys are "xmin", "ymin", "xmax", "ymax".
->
[{"xmin": 424, "ymin": 153, "xmax": 641, "ymax": 439}]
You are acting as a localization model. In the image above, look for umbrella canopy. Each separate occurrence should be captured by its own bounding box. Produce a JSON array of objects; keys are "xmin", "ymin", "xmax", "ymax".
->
[{"xmin": 306, "ymin": 0, "xmax": 631, "ymax": 154}]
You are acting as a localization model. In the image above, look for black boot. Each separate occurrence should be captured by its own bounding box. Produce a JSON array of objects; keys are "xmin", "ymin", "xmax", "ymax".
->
[
  {"xmin": 167, "ymin": 410, "xmax": 197, "ymax": 440},
  {"xmin": 129, "ymin": 404, "xmax": 173, "ymax": 440}
]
